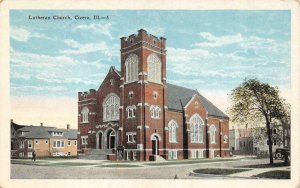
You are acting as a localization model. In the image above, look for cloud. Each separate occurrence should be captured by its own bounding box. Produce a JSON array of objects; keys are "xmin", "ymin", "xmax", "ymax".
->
[
  {"xmin": 195, "ymin": 32, "xmax": 243, "ymax": 47},
  {"xmin": 11, "ymin": 48, "xmax": 76, "ymax": 68},
  {"xmin": 11, "ymin": 85, "xmax": 67, "ymax": 92},
  {"xmin": 75, "ymin": 23, "xmax": 114, "ymax": 39},
  {"xmin": 10, "ymin": 26, "xmax": 52, "ymax": 42},
  {"xmin": 60, "ymin": 39, "xmax": 118, "ymax": 57}
]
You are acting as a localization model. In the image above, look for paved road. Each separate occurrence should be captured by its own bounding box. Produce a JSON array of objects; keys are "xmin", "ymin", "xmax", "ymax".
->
[{"xmin": 11, "ymin": 158, "xmax": 275, "ymax": 179}]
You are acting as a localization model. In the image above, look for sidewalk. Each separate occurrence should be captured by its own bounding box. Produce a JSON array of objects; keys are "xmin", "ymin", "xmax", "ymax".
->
[{"xmin": 228, "ymin": 166, "xmax": 290, "ymax": 178}]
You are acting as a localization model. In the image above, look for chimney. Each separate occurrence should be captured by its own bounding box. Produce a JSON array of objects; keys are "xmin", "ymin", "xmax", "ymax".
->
[
  {"xmin": 40, "ymin": 123, "xmax": 43, "ymax": 127},
  {"xmin": 67, "ymin": 124, "xmax": 70, "ymax": 130}
]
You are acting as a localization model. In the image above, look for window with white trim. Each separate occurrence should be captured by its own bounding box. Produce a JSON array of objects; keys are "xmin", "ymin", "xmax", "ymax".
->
[
  {"xmin": 126, "ymin": 105, "xmax": 136, "ymax": 118},
  {"xmin": 190, "ymin": 150, "xmax": 197, "ymax": 159},
  {"xmin": 132, "ymin": 151, "xmax": 137, "ymax": 160},
  {"xmin": 19, "ymin": 152, "xmax": 24, "ymax": 157},
  {"xmin": 150, "ymin": 105, "xmax": 161, "ymax": 119},
  {"xmin": 53, "ymin": 140, "xmax": 65, "ymax": 148},
  {"xmin": 128, "ymin": 91, "xmax": 134, "ymax": 98},
  {"xmin": 103, "ymin": 94, "xmax": 120, "ymax": 121},
  {"xmin": 74, "ymin": 140, "xmax": 77, "ymax": 146},
  {"xmin": 147, "ymin": 53, "xmax": 161, "ymax": 83},
  {"xmin": 168, "ymin": 150, "xmax": 178, "ymax": 160},
  {"xmin": 153, "ymin": 91, "xmax": 158, "ymax": 99},
  {"xmin": 19, "ymin": 141, "xmax": 24, "ymax": 149},
  {"xmin": 223, "ymin": 135, "xmax": 228, "ymax": 143},
  {"xmin": 28, "ymin": 140, "xmax": 32, "ymax": 148},
  {"xmin": 125, "ymin": 53, "xmax": 139, "ymax": 82},
  {"xmin": 168, "ymin": 120, "xmax": 178, "ymax": 143},
  {"xmin": 45, "ymin": 140, "xmax": 48, "ymax": 144},
  {"xmin": 209, "ymin": 125, "xmax": 217, "ymax": 144},
  {"xmin": 28, "ymin": 152, "xmax": 33, "ymax": 157},
  {"xmin": 81, "ymin": 136, "xmax": 88, "ymax": 145},
  {"xmin": 68, "ymin": 141, "xmax": 71, "ymax": 146},
  {"xmin": 35, "ymin": 140, "xmax": 39, "ymax": 144},
  {"xmin": 81, "ymin": 107, "xmax": 89, "ymax": 123},
  {"xmin": 190, "ymin": 114, "xmax": 204, "ymax": 143},
  {"xmin": 126, "ymin": 132, "xmax": 136, "ymax": 143}
]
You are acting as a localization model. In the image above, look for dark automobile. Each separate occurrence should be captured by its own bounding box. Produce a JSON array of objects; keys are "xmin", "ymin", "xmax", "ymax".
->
[{"xmin": 274, "ymin": 148, "xmax": 289, "ymax": 160}]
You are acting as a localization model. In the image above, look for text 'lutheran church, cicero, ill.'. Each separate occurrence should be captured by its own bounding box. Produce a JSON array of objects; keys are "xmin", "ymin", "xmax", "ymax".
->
[{"xmin": 78, "ymin": 29, "xmax": 230, "ymax": 161}]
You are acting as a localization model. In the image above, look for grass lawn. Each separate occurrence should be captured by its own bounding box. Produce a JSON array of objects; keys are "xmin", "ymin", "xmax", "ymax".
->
[
  {"xmin": 252, "ymin": 170, "xmax": 290, "ymax": 179},
  {"xmin": 238, "ymin": 162, "xmax": 289, "ymax": 168},
  {"xmin": 193, "ymin": 168, "xmax": 251, "ymax": 175},
  {"xmin": 98, "ymin": 164, "xmax": 141, "ymax": 168},
  {"xmin": 145, "ymin": 159, "xmax": 235, "ymax": 166},
  {"xmin": 11, "ymin": 159, "xmax": 47, "ymax": 164},
  {"xmin": 48, "ymin": 162, "xmax": 98, "ymax": 166}
]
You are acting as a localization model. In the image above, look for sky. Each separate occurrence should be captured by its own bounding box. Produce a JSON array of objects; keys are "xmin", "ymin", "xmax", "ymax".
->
[{"xmin": 10, "ymin": 10, "xmax": 291, "ymax": 129}]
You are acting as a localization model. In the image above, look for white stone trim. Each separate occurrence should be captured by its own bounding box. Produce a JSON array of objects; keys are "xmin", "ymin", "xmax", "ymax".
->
[
  {"xmin": 120, "ymin": 77, "xmax": 124, "ymax": 81},
  {"xmin": 137, "ymin": 103, "xmax": 142, "ymax": 106},
  {"xmin": 120, "ymin": 85, "xmax": 124, "ymax": 88},
  {"xmin": 137, "ymin": 125, "xmax": 142, "ymax": 129},
  {"xmin": 164, "ymin": 106, "xmax": 168, "ymax": 110},
  {"xmin": 145, "ymin": 125, "xmax": 150, "ymax": 129},
  {"xmin": 144, "ymin": 103, "xmax": 149, "ymax": 106}
]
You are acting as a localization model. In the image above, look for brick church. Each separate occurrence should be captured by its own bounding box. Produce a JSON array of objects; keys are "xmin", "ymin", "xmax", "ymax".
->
[{"xmin": 78, "ymin": 29, "xmax": 230, "ymax": 161}]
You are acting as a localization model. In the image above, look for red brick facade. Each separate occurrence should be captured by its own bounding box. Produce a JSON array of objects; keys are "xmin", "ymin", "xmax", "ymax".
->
[{"xmin": 78, "ymin": 29, "xmax": 229, "ymax": 161}]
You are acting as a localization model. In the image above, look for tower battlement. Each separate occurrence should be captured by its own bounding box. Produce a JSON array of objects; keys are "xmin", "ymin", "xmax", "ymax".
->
[{"xmin": 120, "ymin": 29, "xmax": 166, "ymax": 50}]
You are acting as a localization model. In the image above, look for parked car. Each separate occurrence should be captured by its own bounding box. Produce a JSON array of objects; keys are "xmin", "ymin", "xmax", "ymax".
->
[{"xmin": 274, "ymin": 148, "xmax": 289, "ymax": 160}]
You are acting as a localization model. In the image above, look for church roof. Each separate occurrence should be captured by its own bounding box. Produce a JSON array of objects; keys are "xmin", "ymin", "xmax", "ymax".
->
[{"xmin": 166, "ymin": 83, "xmax": 229, "ymax": 119}]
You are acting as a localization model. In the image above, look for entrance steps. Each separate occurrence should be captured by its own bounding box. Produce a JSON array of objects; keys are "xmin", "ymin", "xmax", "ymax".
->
[
  {"xmin": 78, "ymin": 149, "xmax": 113, "ymax": 160},
  {"xmin": 155, "ymin": 155, "xmax": 167, "ymax": 162}
]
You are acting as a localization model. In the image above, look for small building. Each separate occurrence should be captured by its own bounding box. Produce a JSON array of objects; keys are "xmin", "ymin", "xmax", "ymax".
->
[
  {"xmin": 11, "ymin": 121, "xmax": 77, "ymax": 158},
  {"xmin": 229, "ymin": 126, "xmax": 285, "ymax": 155}
]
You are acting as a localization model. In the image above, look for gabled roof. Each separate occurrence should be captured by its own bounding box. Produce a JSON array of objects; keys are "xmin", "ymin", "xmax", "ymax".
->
[{"xmin": 166, "ymin": 83, "xmax": 228, "ymax": 119}]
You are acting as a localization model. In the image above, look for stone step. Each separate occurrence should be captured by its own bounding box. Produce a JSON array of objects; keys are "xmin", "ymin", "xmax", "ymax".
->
[{"xmin": 79, "ymin": 149, "xmax": 114, "ymax": 160}]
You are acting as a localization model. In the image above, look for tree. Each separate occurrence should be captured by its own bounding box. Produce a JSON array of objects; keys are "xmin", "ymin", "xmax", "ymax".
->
[{"xmin": 229, "ymin": 79, "xmax": 286, "ymax": 164}]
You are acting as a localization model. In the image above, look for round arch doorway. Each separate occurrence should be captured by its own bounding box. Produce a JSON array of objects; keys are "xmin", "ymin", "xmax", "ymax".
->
[
  {"xmin": 107, "ymin": 130, "xmax": 116, "ymax": 149},
  {"xmin": 151, "ymin": 135, "xmax": 159, "ymax": 155}
]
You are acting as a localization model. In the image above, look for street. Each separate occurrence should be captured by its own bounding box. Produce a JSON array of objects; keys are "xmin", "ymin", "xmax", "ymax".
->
[{"xmin": 10, "ymin": 157, "xmax": 289, "ymax": 179}]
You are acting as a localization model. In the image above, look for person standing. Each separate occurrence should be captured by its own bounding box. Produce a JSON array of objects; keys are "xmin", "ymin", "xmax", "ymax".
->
[{"xmin": 32, "ymin": 151, "xmax": 36, "ymax": 161}]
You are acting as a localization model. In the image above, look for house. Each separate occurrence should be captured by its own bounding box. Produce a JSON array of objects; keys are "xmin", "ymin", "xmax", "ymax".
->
[
  {"xmin": 11, "ymin": 121, "xmax": 77, "ymax": 158},
  {"xmin": 229, "ymin": 126, "xmax": 285, "ymax": 155},
  {"xmin": 78, "ymin": 29, "xmax": 230, "ymax": 161}
]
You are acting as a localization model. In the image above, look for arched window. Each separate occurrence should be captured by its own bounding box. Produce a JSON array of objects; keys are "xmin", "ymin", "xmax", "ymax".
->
[
  {"xmin": 103, "ymin": 94, "xmax": 120, "ymax": 121},
  {"xmin": 125, "ymin": 53, "xmax": 139, "ymax": 82},
  {"xmin": 147, "ymin": 53, "xmax": 161, "ymax": 83},
  {"xmin": 190, "ymin": 114, "xmax": 204, "ymax": 143},
  {"xmin": 168, "ymin": 120, "xmax": 178, "ymax": 143},
  {"xmin": 150, "ymin": 105, "xmax": 161, "ymax": 119},
  {"xmin": 209, "ymin": 125, "xmax": 217, "ymax": 144},
  {"xmin": 81, "ymin": 107, "xmax": 89, "ymax": 123},
  {"xmin": 223, "ymin": 135, "xmax": 228, "ymax": 143},
  {"xmin": 126, "ymin": 105, "xmax": 136, "ymax": 118}
]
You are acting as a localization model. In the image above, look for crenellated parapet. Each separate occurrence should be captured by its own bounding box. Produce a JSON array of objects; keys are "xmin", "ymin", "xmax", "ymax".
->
[
  {"xmin": 78, "ymin": 89, "xmax": 97, "ymax": 101},
  {"xmin": 120, "ymin": 29, "xmax": 166, "ymax": 52}
]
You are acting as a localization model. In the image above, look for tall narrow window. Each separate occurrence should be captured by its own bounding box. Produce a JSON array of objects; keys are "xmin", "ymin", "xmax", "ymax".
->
[
  {"xmin": 103, "ymin": 94, "xmax": 120, "ymax": 121},
  {"xmin": 147, "ymin": 53, "xmax": 161, "ymax": 83},
  {"xmin": 81, "ymin": 107, "xmax": 89, "ymax": 123},
  {"xmin": 190, "ymin": 114, "xmax": 204, "ymax": 143},
  {"xmin": 125, "ymin": 53, "xmax": 139, "ymax": 82},
  {"xmin": 168, "ymin": 120, "xmax": 178, "ymax": 143},
  {"xmin": 209, "ymin": 125, "xmax": 217, "ymax": 144}
]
